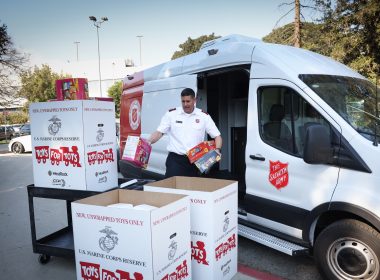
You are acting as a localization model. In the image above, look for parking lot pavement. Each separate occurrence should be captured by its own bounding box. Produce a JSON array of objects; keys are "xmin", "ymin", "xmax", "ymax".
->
[
  {"xmin": 0, "ymin": 143, "xmax": 8, "ymax": 153},
  {"xmin": 0, "ymin": 152, "xmax": 285, "ymax": 280}
]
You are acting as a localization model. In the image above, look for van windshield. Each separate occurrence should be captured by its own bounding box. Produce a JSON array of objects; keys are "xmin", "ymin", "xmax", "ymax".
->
[{"xmin": 299, "ymin": 74, "xmax": 380, "ymax": 141}]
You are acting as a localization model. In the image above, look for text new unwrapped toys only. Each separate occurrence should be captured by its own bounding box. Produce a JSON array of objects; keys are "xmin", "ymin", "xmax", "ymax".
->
[
  {"xmin": 72, "ymin": 189, "xmax": 191, "ymax": 280},
  {"xmin": 145, "ymin": 177, "xmax": 238, "ymax": 280}
]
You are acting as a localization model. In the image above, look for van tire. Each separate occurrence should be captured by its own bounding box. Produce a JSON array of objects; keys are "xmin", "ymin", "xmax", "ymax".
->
[{"xmin": 314, "ymin": 219, "xmax": 380, "ymax": 280}]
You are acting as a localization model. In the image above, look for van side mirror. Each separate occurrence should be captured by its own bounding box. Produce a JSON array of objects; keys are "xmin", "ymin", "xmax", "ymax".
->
[{"xmin": 303, "ymin": 124, "xmax": 332, "ymax": 164}]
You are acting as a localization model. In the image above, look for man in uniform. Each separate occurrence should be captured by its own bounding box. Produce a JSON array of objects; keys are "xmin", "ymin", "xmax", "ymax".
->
[{"xmin": 148, "ymin": 88, "xmax": 222, "ymax": 177}]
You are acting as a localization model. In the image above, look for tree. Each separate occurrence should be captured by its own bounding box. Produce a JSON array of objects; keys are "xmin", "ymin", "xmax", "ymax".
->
[
  {"xmin": 18, "ymin": 64, "xmax": 64, "ymax": 107},
  {"xmin": 107, "ymin": 80, "xmax": 122, "ymax": 117},
  {"xmin": 0, "ymin": 22, "xmax": 29, "ymax": 107},
  {"xmin": 263, "ymin": 22, "xmax": 333, "ymax": 56},
  {"xmin": 316, "ymin": 0, "xmax": 380, "ymax": 80},
  {"xmin": 265, "ymin": 0, "xmax": 380, "ymax": 81},
  {"xmin": 275, "ymin": 1, "xmax": 319, "ymax": 48},
  {"xmin": 171, "ymin": 33, "xmax": 221, "ymax": 60}
]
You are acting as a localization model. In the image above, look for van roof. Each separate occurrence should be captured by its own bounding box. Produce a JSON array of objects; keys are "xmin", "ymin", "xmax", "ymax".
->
[{"xmin": 125, "ymin": 34, "xmax": 364, "ymax": 87}]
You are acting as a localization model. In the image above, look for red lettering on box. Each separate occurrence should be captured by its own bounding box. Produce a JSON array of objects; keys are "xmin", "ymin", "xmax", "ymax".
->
[
  {"xmin": 87, "ymin": 151, "xmax": 98, "ymax": 165},
  {"xmin": 104, "ymin": 148, "xmax": 114, "ymax": 162},
  {"xmin": 161, "ymin": 260, "xmax": 188, "ymax": 280},
  {"xmin": 215, "ymin": 233, "xmax": 236, "ymax": 261},
  {"xmin": 79, "ymin": 261, "xmax": 143, "ymax": 280},
  {"xmin": 87, "ymin": 149, "xmax": 114, "ymax": 166},
  {"xmin": 35, "ymin": 146, "xmax": 49, "ymax": 163},
  {"xmin": 116, "ymin": 270, "xmax": 143, "ymax": 280},
  {"xmin": 80, "ymin": 261, "xmax": 100, "ymax": 280},
  {"xmin": 50, "ymin": 148, "xmax": 62, "ymax": 165},
  {"xmin": 35, "ymin": 145, "xmax": 81, "ymax": 167},
  {"xmin": 191, "ymin": 241, "xmax": 209, "ymax": 265}
]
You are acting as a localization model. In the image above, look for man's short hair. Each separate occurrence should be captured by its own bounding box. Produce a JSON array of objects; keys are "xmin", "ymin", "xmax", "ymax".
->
[{"xmin": 181, "ymin": 88, "xmax": 195, "ymax": 98}]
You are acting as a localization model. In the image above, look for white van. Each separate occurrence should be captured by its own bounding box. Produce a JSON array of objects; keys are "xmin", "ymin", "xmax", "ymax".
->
[{"xmin": 119, "ymin": 35, "xmax": 380, "ymax": 280}]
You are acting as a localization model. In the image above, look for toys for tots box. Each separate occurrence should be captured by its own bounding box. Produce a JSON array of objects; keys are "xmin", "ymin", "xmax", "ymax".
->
[
  {"xmin": 29, "ymin": 100, "xmax": 117, "ymax": 191},
  {"xmin": 72, "ymin": 189, "xmax": 191, "ymax": 280},
  {"xmin": 144, "ymin": 177, "xmax": 238, "ymax": 280}
]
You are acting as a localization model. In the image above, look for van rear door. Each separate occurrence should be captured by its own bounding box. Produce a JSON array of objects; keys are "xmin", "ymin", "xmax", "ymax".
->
[
  {"xmin": 141, "ymin": 74, "xmax": 197, "ymax": 175},
  {"xmin": 245, "ymin": 78, "xmax": 340, "ymax": 239}
]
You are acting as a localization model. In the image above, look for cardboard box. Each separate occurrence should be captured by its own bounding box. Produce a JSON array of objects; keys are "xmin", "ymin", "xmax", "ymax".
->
[
  {"xmin": 144, "ymin": 177, "xmax": 238, "ymax": 280},
  {"xmin": 122, "ymin": 136, "xmax": 151, "ymax": 169},
  {"xmin": 187, "ymin": 141, "xmax": 215, "ymax": 164},
  {"xmin": 72, "ymin": 189, "xmax": 191, "ymax": 280},
  {"xmin": 29, "ymin": 100, "xmax": 118, "ymax": 191},
  {"xmin": 56, "ymin": 78, "xmax": 89, "ymax": 100},
  {"xmin": 194, "ymin": 150, "xmax": 221, "ymax": 174}
]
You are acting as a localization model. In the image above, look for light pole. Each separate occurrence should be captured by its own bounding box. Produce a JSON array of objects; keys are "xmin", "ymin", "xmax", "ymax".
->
[
  {"xmin": 89, "ymin": 16, "xmax": 108, "ymax": 97},
  {"xmin": 137, "ymin": 35, "xmax": 143, "ymax": 66},
  {"xmin": 74, "ymin": 41, "xmax": 80, "ymax": 61}
]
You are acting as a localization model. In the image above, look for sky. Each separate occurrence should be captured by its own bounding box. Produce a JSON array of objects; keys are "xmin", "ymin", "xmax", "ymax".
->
[{"xmin": 0, "ymin": 0, "xmax": 321, "ymax": 68}]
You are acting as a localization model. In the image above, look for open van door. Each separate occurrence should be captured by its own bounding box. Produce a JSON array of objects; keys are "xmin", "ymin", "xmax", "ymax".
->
[
  {"xmin": 140, "ymin": 74, "xmax": 198, "ymax": 176},
  {"xmin": 244, "ymin": 78, "xmax": 340, "ymax": 239}
]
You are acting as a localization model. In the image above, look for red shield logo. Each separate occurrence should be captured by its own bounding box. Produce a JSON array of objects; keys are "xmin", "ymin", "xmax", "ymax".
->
[
  {"xmin": 269, "ymin": 160, "xmax": 289, "ymax": 190},
  {"xmin": 132, "ymin": 108, "xmax": 137, "ymax": 123}
]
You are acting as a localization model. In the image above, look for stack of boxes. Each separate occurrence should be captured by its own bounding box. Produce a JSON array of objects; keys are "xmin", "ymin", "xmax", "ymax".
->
[
  {"xmin": 72, "ymin": 190, "xmax": 191, "ymax": 280},
  {"xmin": 30, "ymin": 79, "xmax": 238, "ymax": 279},
  {"xmin": 71, "ymin": 177, "xmax": 238, "ymax": 280},
  {"xmin": 29, "ymin": 100, "xmax": 118, "ymax": 191}
]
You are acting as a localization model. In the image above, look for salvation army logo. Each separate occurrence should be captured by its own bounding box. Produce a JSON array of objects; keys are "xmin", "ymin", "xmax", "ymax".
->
[
  {"xmin": 129, "ymin": 99, "xmax": 141, "ymax": 131},
  {"xmin": 48, "ymin": 115, "xmax": 61, "ymax": 135},
  {"xmin": 269, "ymin": 160, "xmax": 289, "ymax": 190},
  {"xmin": 99, "ymin": 226, "xmax": 118, "ymax": 253}
]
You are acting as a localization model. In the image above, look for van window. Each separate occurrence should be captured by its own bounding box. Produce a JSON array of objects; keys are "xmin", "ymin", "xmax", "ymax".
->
[
  {"xmin": 299, "ymin": 74, "xmax": 380, "ymax": 142},
  {"xmin": 258, "ymin": 86, "xmax": 330, "ymax": 156}
]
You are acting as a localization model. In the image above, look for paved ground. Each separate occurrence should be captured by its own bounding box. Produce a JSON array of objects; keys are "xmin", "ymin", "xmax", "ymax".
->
[{"xmin": 0, "ymin": 144, "xmax": 283, "ymax": 280}]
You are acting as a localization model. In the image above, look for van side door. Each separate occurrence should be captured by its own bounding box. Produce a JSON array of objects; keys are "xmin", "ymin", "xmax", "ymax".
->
[
  {"xmin": 245, "ymin": 79, "xmax": 341, "ymax": 239},
  {"xmin": 141, "ymin": 75, "xmax": 197, "ymax": 175}
]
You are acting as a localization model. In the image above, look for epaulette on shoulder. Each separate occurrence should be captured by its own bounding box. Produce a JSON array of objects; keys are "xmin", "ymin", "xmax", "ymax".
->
[
  {"xmin": 201, "ymin": 109, "xmax": 208, "ymax": 115},
  {"xmin": 169, "ymin": 108, "xmax": 176, "ymax": 112}
]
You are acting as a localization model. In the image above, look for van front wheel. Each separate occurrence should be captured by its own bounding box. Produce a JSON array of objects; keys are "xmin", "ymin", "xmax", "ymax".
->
[{"xmin": 314, "ymin": 219, "xmax": 380, "ymax": 280}]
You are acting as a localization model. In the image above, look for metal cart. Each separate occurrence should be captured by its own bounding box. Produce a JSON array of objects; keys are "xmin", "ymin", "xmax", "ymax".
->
[{"xmin": 27, "ymin": 178, "xmax": 154, "ymax": 264}]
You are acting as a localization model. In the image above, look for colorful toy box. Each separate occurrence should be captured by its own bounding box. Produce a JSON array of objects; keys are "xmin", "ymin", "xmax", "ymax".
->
[
  {"xmin": 56, "ymin": 78, "xmax": 89, "ymax": 101},
  {"xmin": 122, "ymin": 136, "xmax": 152, "ymax": 169},
  {"xmin": 187, "ymin": 141, "xmax": 215, "ymax": 164}
]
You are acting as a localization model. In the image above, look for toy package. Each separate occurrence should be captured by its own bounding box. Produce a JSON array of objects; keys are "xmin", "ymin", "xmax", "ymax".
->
[
  {"xmin": 122, "ymin": 135, "xmax": 151, "ymax": 169},
  {"xmin": 194, "ymin": 149, "xmax": 221, "ymax": 174},
  {"xmin": 56, "ymin": 78, "xmax": 89, "ymax": 100},
  {"xmin": 187, "ymin": 140, "xmax": 216, "ymax": 163}
]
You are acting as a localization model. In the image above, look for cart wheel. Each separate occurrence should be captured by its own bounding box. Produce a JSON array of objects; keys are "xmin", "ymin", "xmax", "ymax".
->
[{"xmin": 38, "ymin": 254, "xmax": 51, "ymax": 264}]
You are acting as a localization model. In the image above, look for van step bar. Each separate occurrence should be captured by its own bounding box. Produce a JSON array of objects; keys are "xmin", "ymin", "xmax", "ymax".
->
[{"xmin": 238, "ymin": 224, "xmax": 309, "ymax": 256}]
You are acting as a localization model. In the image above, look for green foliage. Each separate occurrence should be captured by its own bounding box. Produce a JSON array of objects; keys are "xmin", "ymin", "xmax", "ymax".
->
[
  {"xmin": 18, "ymin": 64, "xmax": 64, "ymax": 107},
  {"xmin": 263, "ymin": 22, "xmax": 333, "ymax": 56},
  {"xmin": 171, "ymin": 33, "xmax": 221, "ymax": 60},
  {"xmin": 0, "ymin": 21, "xmax": 29, "ymax": 107},
  {"xmin": 263, "ymin": 0, "xmax": 380, "ymax": 82},
  {"xmin": 107, "ymin": 80, "xmax": 122, "ymax": 117},
  {"xmin": 0, "ymin": 111, "xmax": 29, "ymax": 125}
]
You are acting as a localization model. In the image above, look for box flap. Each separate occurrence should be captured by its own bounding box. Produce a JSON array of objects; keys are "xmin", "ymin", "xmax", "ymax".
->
[
  {"xmin": 73, "ymin": 189, "xmax": 187, "ymax": 208},
  {"xmin": 146, "ymin": 176, "xmax": 236, "ymax": 192}
]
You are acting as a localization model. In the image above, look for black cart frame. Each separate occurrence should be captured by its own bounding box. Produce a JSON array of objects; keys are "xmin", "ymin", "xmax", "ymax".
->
[
  {"xmin": 27, "ymin": 185, "xmax": 101, "ymax": 263},
  {"xmin": 27, "ymin": 178, "xmax": 153, "ymax": 264}
]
